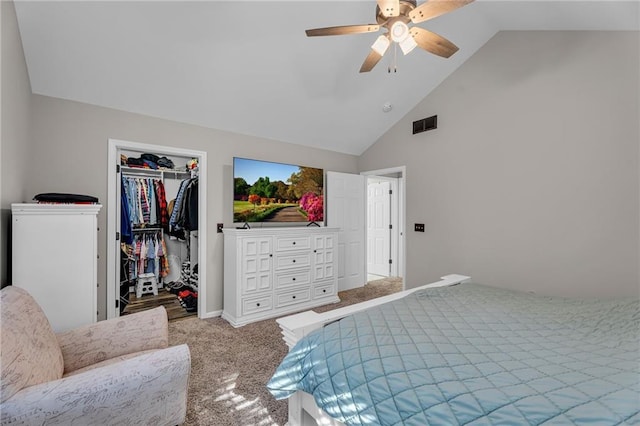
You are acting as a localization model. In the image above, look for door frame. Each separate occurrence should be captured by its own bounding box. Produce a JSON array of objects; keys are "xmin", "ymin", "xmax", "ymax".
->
[
  {"xmin": 361, "ymin": 166, "xmax": 406, "ymax": 288},
  {"xmin": 106, "ymin": 138, "xmax": 208, "ymax": 320}
]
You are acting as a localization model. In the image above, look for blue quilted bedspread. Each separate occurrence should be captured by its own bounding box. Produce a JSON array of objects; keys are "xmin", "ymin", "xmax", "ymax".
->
[{"xmin": 267, "ymin": 284, "xmax": 640, "ymax": 425}]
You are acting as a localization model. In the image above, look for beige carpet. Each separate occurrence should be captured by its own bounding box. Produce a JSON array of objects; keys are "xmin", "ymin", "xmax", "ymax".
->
[{"xmin": 168, "ymin": 277, "xmax": 403, "ymax": 426}]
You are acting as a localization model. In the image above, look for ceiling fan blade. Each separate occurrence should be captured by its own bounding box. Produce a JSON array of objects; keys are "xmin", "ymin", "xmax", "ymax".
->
[
  {"xmin": 305, "ymin": 24, "xmax": 380, "ymax": 37},
  {"xmin": 377, "ymin": 0, "xmax": 400, "ymax": 17},
  {"xmin": 410, "ymin": 27, "xmax": 459, "ymax": 58},
  {"xmin": 359, "ymin": 49, "xmax": 384, "ymax": 73},
  {"xmin": 409, "ymin": 0, "xmax": 474, "ymax": 24}
]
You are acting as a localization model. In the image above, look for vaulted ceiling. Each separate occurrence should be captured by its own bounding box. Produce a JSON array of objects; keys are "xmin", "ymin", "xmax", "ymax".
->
[{"xmin": 14, "ymin": 1, "xmax": 639, "ymax": 155}]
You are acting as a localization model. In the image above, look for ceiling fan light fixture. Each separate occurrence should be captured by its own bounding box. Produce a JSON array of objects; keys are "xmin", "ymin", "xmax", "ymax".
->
[
  {"xmin": 371, "ymin": 35, "xmax": 391, "ymax": 56},
  {"xmin": 389, "ymin": 21, "xmax": 409, "ymax": 43},
  {"xmin": 389, "ymin": 20, "xmax": 416, "ymax": 55},
  {"xmin": 399, "ymin": 35, "xmax": 417, "ymax": 55}
]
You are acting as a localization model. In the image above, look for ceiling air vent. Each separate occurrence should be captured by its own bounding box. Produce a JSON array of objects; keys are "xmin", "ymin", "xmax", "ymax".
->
[{"xmin": 413, "ymin": 115, "xmax": 437, "ymax": 135}]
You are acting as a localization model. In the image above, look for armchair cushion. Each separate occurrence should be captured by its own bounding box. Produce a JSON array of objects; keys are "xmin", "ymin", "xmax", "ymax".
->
[
  {"xmin": 0, "ymin": 344, "xmax": 191, "ymax": 426},
  {"xmin": 56, "ymin": 306, "xmax": 169, "ymax": 374},
  {"xmin": 0, "ymin": 286, "xmax": 64, "ymax": 403}
]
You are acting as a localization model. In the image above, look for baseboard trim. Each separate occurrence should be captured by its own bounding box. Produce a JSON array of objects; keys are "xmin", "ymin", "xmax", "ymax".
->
[{"xmin": 200, "ymin": 309, "xmax": 222, "ymax": 319}]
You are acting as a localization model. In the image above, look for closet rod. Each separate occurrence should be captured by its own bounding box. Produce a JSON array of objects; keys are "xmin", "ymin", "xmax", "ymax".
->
[
  {"xmin": 164, "ymin": 171, "xmax": 192, "ymax": 178},
  {"xmin": 132, "ymin": 227, "xmax": 163, "ymax": 233}
]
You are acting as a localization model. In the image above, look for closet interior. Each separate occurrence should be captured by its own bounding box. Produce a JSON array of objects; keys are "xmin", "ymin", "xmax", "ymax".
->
[{"xmin": 117, "ymin": 150, "xmax": 200, "ymax": 321}]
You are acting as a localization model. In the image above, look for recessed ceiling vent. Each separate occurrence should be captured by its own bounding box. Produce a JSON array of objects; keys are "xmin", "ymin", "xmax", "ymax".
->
[{"xmin": 412, "ymin": 115, "xmax": 437, "ymax": 135}]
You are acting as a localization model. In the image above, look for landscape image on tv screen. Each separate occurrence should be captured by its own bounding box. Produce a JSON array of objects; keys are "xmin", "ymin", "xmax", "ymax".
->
[{"xmin": 233, "ymin": 157, "xmax": 324, "ymax": 223}]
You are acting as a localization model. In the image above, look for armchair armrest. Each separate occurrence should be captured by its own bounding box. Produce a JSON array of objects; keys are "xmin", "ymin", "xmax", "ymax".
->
[
  {"xmin": 56, "ymin": 306, "xmax": 169, "ymax": 374},
  {"xmin": 0, "ymin": 345, "xmax": 191, "ymax": 426}
]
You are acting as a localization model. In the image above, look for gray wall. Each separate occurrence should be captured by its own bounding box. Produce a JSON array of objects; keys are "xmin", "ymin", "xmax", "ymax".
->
[
  {"xmin": 1, "ymin": 0, "xmax": 32, "ymax": 287},
  {"xmin": 27, "ymin": 95, "xmax": 358, "ymax": 318},
  {"xmin": 359, "ymin": 31, "xmax": 639, "ymax": 298}
]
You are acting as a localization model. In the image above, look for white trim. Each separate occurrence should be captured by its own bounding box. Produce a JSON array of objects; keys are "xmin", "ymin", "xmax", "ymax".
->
[
  {"xmin": 360, "ymin": 166, "xmax": 406, "ymax": 285},
  {"xmin": 199, "ymin": 309, "xmax": 222, "ymax": 319},
  {"xmin": 11, "ymin": 203, "xmax": 102, "ymax": 215},
  {"xmin": 107, "ymin": 138, "xmax": 209, "ymax": 320}
]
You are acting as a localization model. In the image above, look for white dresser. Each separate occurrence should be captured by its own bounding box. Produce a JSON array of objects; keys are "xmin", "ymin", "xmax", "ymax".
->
[
  {"xmin": 11, "ymin": 203, "xmax": 101, "ymax": 332},
  {"xmin": 223, "ymin": 227, "xmax": 339, "ymax": 327}
]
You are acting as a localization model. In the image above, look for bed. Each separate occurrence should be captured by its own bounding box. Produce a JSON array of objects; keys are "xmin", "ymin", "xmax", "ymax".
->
[{"xmin": 267, "ymin": 275, "xmax": 639, "ymax": 425}]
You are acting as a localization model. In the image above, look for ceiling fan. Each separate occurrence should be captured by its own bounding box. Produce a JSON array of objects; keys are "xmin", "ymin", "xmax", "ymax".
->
[{"xmin": 305, "ymin": 0, "xmax": 474, "ymax": 73}]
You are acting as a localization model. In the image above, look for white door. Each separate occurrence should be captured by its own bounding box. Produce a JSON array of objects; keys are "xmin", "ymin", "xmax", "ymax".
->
[
  {"xmin": 361, "ymin": 167, "xmax": 404, "ymax": 280},
  {"xmin": 326, "ymin": 171, "xmax": 366, "ymax": 291},
  {"xmin": 367, "ymin": 180, "xmax": 391, "ymax": 277}
]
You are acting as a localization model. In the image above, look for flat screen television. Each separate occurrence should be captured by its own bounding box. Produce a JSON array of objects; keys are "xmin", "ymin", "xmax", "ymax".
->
[{"xmin": 233, "ymin": 157, "xmax": 324, "ymax": 225}]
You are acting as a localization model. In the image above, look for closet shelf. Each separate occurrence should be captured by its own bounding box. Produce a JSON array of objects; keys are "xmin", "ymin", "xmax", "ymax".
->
[{"xmin": 120, "ymin": 165, "xmax": 192, "ymax": 179}]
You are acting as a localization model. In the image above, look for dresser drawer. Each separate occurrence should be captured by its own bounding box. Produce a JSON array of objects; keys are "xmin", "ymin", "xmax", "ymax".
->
[
  {"xmin": 275, "ymin": 269, "xmax": 311, "ymax": 289},
  {"xmin": 313, "ymin": 283, "xmax": 336, "ymax": 299},
  {"xmin": 275, "ymin": 287, "xmax": 311, "ymax": 308},
  {"xmin": 274, "ymin": 252, "xmax": 311, "ymax": 270},
  {"xmin": 275, "ymin": 235, "xmax": 311, "ymax": 252},
  {"xmin": 242, "ymin": 295, "xmax": 273, "ymax": 315}
]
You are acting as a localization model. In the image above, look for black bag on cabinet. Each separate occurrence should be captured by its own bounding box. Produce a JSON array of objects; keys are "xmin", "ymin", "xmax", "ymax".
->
[{"xmin": 33, "ymin": 193, "xmax": 99, "ymax": 204}]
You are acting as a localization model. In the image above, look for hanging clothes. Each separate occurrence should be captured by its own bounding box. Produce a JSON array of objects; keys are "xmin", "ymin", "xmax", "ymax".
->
[
  {"xmin": 121, "ymin": 175, "xmax": 171, "ymax": 284},
  {"xmin": 120, "ymin": 180, "xmax": 133, "ymax": 245},
  {"xmin": 128, "ymin": 230, "xmax": 170, "ymax": 282},
  {"xmin": 168, "ymin": 178, "xmax": 191, "ymax": 237},
  {"xmin": 121, "ymin": 176, "xmax": 168, "ymax": 229},
  {"xmin": 169, "ymin": 177, "xmax": 199, "ymax": 236},
  {"xmin": 183, "ymin": 178, "xmax": 198, "ymax": 231},
  {"xmin": 154, "ymin": 180, "xmax": 169, "ymax": 230}
]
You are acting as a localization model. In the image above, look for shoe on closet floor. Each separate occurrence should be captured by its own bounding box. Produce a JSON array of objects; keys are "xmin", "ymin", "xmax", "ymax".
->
[{"xmin": 167, "ymin": 283, "xmax": 191, "ymax": 295}]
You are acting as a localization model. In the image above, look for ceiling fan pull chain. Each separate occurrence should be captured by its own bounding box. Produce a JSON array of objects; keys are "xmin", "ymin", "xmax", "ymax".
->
[{"xmin": 393, "ymin": 43, "xmax": 398, "ymax": 73}]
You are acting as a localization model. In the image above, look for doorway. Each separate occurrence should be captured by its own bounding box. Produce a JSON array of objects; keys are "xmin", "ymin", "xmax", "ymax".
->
[
  {"xmin": 325, "ymin": 167, "xmax": 405, "ymax": 292},
  {"xmin": 362, "ymin": 167, "xmax": 405, "ymax": 287},
  {"xmin": 106, "ymin": 139, "xmax": 208, "ymax": 321}
]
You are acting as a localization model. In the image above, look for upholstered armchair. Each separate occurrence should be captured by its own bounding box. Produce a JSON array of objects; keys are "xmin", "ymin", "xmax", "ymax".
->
[{"xmin": 0, "ymin": 285, "xmax": 191, "ymax": 425}]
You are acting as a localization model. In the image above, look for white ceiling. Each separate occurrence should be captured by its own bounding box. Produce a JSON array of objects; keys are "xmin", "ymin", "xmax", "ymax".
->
[{"xmin": 14, "ymin": 1, "xmax": 639, "ymax": 155}]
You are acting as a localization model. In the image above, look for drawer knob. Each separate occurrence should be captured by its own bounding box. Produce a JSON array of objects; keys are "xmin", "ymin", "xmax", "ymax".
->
[
  {"xmin": 323, "ymin": 289, "xmax": 327, "ymax": 293},
  {"xmin": 292, "ymin": 277, "xmax": 296, "ymax": 281},
  {"xmin": 314, "ymin": 250, "xmax": 317, "ymax": 253},
  {"xmin": 292, "ymin": 259, "xmax": 296, "ymax": 263},
  {"xmin": 292, "ymin": 295, "xmax": 296, "ymax": 299},
  {"xmin": 256, "ymin": 303, "xmax": 261, "ymax": 307},
  {"xmin": 293, "ymin": 241, "xmax": 296, "ymax": 245},
  {"xmin": 269, "ymin": 254, "xmax": 273, "ymax": 257}
]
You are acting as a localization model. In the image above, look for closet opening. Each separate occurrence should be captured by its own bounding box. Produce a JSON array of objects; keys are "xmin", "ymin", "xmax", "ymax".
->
[{"xmin": 107, "ymin": 139, "xmax": 207, "ymax": 321}]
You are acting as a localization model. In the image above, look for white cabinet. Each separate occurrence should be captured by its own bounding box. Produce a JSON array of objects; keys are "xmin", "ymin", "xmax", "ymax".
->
[
  {"xmin": 11, "ymin": 203, "xmax": 101, "ymax": 332},
  {"xmin": 223, "ymin": 227, "xmax": 339, "ymax": 327}
]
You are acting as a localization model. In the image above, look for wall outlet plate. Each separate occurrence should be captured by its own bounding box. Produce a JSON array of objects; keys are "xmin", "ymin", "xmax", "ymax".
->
[{"xmin": 414, "ymin": 223, "xmax": 425, "ymax": 232}]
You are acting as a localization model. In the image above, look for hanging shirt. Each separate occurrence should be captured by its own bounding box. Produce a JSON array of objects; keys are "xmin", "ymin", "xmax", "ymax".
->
[
  {"xmin": 155, "ymin": 180, "xmax": 169, "ymax": 229},
  {"xmin": 147, "ymin": 179, "xmax": 157, "ymax": 225},
  {"xmin": 169, "ymin": 179, "xmax": 191, "ymax": 233},
  {"xmin": 120, "ymin": 179, "xmax": 133, "ymax": 244}
]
